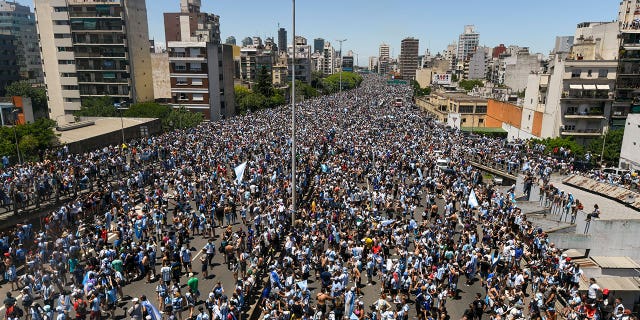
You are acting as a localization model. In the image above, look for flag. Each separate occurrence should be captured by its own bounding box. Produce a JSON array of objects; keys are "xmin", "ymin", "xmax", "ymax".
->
[
  {"xmin": 417, "ymin": 168, "xmax": 423, "ymax": 180},
  {"xmin": 468, "ymin": 189, "xmax": 479, "ymax": 208},
  {"xmin": 141, "ymin": 300, "xmax": 162, "ymax": 320},
  {"xmin": 381, "ymin": 219, "xmax": 395, "ymax": 226},
  {"xmin": 321, "ymin": 164, "xmax": 329, "ymax": 173},
  {"xmin": 234, "ymin": 162, "xmax": 247, "ymax": 185},
  {"xmin": 522, "ymin": 161, "xmax": 530, "ymax": 172},
  {"xmin": 296, "ymin": 280, "xmax": 308, "ymax": 291}
]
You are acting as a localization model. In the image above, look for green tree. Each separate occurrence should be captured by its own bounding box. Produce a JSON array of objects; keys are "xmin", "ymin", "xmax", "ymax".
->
[
  {"xmin": 587, "ymin": 129, "xmax": 624, "ymax": 165},
  {"xmin": 322, "ymin": 72, "xmax": 363, "ymax": 93},
  {"xmin": 254, "ymin": 65, "xmax": 274, "ymax": 97},
  {"xmin": 165, "ymin": 106, "xmax": 203, "ymax": 130},
  {"xmin": 531, "ymin": 136, "xmax": 585, "ymax": 159},
  {"xmin": 75, "ymin": 96, "xmax": 117, "ymax": 118},
  {"xmin": 458, "ymin": 79, "xmax": 484, "ymax": 91},
  {"xmin": 0, "ymin": 118, "xmax": 57, "ymax": 164},
  {"xmin": 5, "ymin": 81, "xmax": 48, "ymax": 120},
  {"xmin": 123, "ymin": 102, "xmax": 172, "ymax": 119},
  {"xmin": 411, "ymin": 80, "xmax": 431, "ymax": 97}
]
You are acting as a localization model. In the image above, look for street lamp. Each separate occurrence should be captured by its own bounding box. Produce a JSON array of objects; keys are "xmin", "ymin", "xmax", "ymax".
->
[
  {"xmin": 11, "ymin": 109, "xmax": 21, "ymax": 165},
  {"xmin": 291, "ymin": 0, "xmax": 296, "ymax": 226},
  {"xmin": 600, "ymin": 117, "xmax": 608, "ymax": 166},
  {"xmin": 114, "ymin": 102, "xmax": 125, "ymax": 147},
  {"xmin": 336, "ymin": 39, "xmax": 347, "ymax": 94}
]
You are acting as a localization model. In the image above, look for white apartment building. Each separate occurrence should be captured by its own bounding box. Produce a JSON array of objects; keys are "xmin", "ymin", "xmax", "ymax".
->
[
  {"xmin": 35, "ymin": 0, "xmax": 153, "ymax": 123},
  {"xmin": 619, "ymin": 114, "xmax": 640, "ymax": 171}
]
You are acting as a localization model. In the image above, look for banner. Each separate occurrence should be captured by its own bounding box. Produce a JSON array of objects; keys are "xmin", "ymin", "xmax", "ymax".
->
[
  {"xmin": 468, "ymin": 189, "xmax": 479, "ymax": 208},
  {"xmin": 234, "ymin": 162, "xmax": 247, "ymax": 185}
]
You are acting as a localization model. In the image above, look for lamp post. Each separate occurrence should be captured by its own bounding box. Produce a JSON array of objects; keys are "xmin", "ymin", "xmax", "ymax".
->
[
  {"xmin": 336, "ymin": 39, "xmax": 347, "ymax": 94},
  {"xmin": 114, "ymin": 102, "xmax": 125, "ymax": 147},
  {"xmin": 11, "ymin": 109, "xmax": 21, "ymax": 165},
  {"xmin": 291, "ymin": 0, "xmax": 296, "ymax": 226},
  {"xmin": 600, "ymin": 117, "xmax": 608, "ymax": 166}
]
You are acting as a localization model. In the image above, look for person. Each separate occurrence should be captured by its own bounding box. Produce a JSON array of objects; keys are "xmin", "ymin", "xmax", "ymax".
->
[
  {"xmin": 128, "ymin": 297, "xmax": 143, "ymax": 320},
  {"xmin": 586, "ymin": 204, "xmax": 600, "ymax": 221},
  {"xmin": 72, "ymin": 295, "xmax": 87, "ymax": 320},
  {"xmin": 587, "ymin": 278, "xmax": 601, "ymax": 304},
  {"xmin": 196, "ymin": 306, "xmax": 210, "ymax": 320}
]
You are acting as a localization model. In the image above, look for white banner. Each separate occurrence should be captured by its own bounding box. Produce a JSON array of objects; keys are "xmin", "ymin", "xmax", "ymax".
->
[{"xmin": 234, "ymin": 162, "xmax": 247, "ymax": 185}]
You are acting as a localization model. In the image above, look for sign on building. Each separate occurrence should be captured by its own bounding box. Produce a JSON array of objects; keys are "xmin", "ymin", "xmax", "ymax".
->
[
  {"xmin": 432, "ymin": 74, "xmax": 452, "ymax": 85},
  {"xmin": 447, "ymin": 113, "xmax": 461, "ymax": 129}
]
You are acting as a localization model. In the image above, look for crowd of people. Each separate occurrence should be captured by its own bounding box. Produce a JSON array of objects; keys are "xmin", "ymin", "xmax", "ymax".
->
[{"xmin": 0, "ymin": 75, "xmax": 635, "ymax": 320}]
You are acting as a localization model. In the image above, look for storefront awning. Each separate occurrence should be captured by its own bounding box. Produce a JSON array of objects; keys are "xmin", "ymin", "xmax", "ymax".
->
[
  {"xmin": 596, "ymin": 84, "xmax": 610, "ymax": 90},
  {"xmin": 569, "ymin": 84, "xmax": 583, "ymax": 89},
  {"xmin": 583, "ymin": 84, "xmax": 597, "ymax": 90}
]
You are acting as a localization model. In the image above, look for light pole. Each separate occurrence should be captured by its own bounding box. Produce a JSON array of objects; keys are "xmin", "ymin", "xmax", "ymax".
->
[
  {"xmin": 11, "ymin": 109, "xmax": 21, "ymax": 165},
  {"xmin": 114, "ymin": 102, "xmax": 125, "ymax": 147},
  {"xmin": 336, "ymin": 39, "xmax": 347, "ymax": 94},
  {"xmin": 291, "ymin": 0, "xmax": 296, "ymax": 226},
  {"xmin": 600, "ymin": 117, "xmax": 608, "ymax": 166}
]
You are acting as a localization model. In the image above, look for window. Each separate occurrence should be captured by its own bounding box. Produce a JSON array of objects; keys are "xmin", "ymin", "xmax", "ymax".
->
[
  {"xmin": 191, "ymin": 78, "xmax": 202, "ymax": 86},
  {"xmin": 475, "ymin": 106, "xmax": 487, "ymax": 114},
  {"xmin": 174, "ymin": 64, "xmax": 186, "ymax": 71},
  {"xmin": 178, "ymin": 93, "xmax": 188, "ymax": 100},
  {"xmin": 54, "ymin": 7, "xmax": 69, "ymax": 12},
  {"xmin": 176, "ymin": 77, "xmax": 188, "ymax": 85},
  {"xmin": 459, "ymin": 105, "xmax": 474, "ymax": 113},
  {"xmin": 478, "ymin": 118, "xmax": 484, "ymax": 123},
  {"xmin": 62, "ymin": 85, "xmax": 78, "ymax": 90},
  {"xmin": 193, "ymin": 94, "xmax": 204, "ymax": 101},
  {"xmin": 564, "ymin": 125, "xmax": 575, "ymax": 131},
  {"xmin": 63, "ymin": 98, "xmax": 81, "ymax": 103},
  {"xmin": 57, "ymin": 47, "xmax": 73, "ymax": 52},
  {"xmin": 571, "ymin": 69, "xmax": 581, "ymax": 78},
  {"xmin": 60, "ymin": 73, "xmax": 76, "ymax": 77},
  {"xmin": 462, "ymin": 118, "xmax": 467, "ymax": 123},
  {"xmin": 58, "ymin": 60, "xmax": 75, "ymax": 65},
  {"xmin": 190, "ymin": 62, "xmax": 202, "ymax": 71},
  {"xmin": 54, "ymin": 33, "xmax": 71, "ymax": 39},
  {"xmin": 54, "ymin": 20, "xmax": 70, "ymax": 25},
  {"xmin": 587, "ymin": 69, "xmax": 593, "ymax": 77},
  {"xmin": 598, "ymin": 69, "xmax": 608, "ymax": 78}
]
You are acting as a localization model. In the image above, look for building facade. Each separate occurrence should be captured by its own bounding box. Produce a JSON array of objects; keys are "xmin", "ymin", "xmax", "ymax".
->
[
  {"xmin": 277, "ymin": 27, "xmax": 286, "ymax": 53},
  {"xmin": 399, "ymin": 37, "xmax": 419, "ymax": 80},
  {"xmin": 614, "ymin": 0, "xmax": 640, "ymax": 130},
  {"xmin": 378, "ymin": 43, "xmax": 390, "ymax": 75},
  {"xmin": 619, "ymin": 113, "xmax": 640, "ymax": 171},
  {"xmin": 313, "ymin": 38, "xmax": 324, "ymax": 54},
  {"xmin": 0, "ymin": 1, "xmax": 42, "ymax": 83},
  {"xmin": 416, "ymin": 91, "xmax": 487, "ymax": 128},
  {"xmin": 457, "ymin": 26, "xmax": 479, "ymax": 63},
  {"xmin": 35, "ymin": 0, "xmax": 154, "ymax": 123},
  {"xmin": 0, "ymin": 34, "xmax": 19, "ymax": 95},
  {"xmin": 164, "ymin": 0, "xmax": 235, "ymax": 120}
]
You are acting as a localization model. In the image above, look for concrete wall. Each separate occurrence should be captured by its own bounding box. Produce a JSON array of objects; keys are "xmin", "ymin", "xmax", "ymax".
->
[
  {"xmin": 541, "ymin": 58, "xmax": 565, "ymax": 138},
  {"xmin": 486, "ymin": 99, "xmax": 522, "ymax": 128},
  {"xmin": 125, "ymin": 0, "xmax": 155, "ymax": 103},
  {"xmin": 66, "ymin": 118, "xmax": 162, "ymax": 154},
  {"xmin": 549, "ymin": 218, "xmax": 640, "ymax": 261},
  {"xmin": 619, "ymin": 114, "xmax": 640, "ymax": 171},
  {"xmin": 151, "ymin": 53, "xmax": 171, "ymax": 100},
  {"xmin": 415, "ymin": 69, "xmax": 433, "ymax": 88},
  {"xmin": 504, "ymin": 53, "xmax": 541, "ymax": 92}
]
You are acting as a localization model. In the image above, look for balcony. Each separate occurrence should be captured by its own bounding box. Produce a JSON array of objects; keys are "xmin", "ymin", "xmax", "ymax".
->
[
  {"xmin": 561, "ymin": 128, "xmax": 603, "ymax": 136},
  {"xmin": 561, "ymin": 89, "xmax": 613, "ymax": 101},
  {"xmin": 168, "ymin": 53, "xmax": 207, "ymax": 61},
  {"xmin": 563, "ymin": 109, "xmax": 606, "ymax": 119},
  {"xmin": 69, "ymin": 12, "xmax": 122, "ymax": 18}
]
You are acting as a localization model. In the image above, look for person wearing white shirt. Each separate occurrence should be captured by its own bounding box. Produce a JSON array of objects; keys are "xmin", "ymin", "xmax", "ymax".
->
[{"xmin": 587, "ymin": 278, "xmax": 600, "ymax": 303}]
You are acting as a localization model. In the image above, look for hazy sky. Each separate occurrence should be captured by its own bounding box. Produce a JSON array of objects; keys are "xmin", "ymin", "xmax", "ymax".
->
[{"xmin": 30, "ymin": 0, "xmax": 620, "ymax": 65}]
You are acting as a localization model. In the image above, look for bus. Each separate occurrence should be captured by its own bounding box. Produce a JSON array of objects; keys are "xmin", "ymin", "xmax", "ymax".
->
[{"xmin": 394, "ymin": 97, "xmax": 403, "ymax": 107}]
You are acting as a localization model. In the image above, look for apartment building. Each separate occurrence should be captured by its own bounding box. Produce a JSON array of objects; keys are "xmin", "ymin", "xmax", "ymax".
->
[
  {"xmin": 416, "ymin": 90, "xmax": 487, "ymax": 127},
  {"xmin": 399, "ymin": 37, "xmax": 419, "ymax": 80},
  {"xmin": 0, "ymin": 1, "xmax": 42, "ymax": 84},
  {"xmin": 615, "ymin": 0, "xmax": 640, "ymax": 129},
  {"xmin": 378, "ymin": 43, "xmax": 390, "ymax": 75},
  {"xmin": 35, "ymin": 0, "xmax": 154, "ymax": 123},
  {"xmin": 164, "ymin": 0, "xmax": 235, "ymax": 120}
]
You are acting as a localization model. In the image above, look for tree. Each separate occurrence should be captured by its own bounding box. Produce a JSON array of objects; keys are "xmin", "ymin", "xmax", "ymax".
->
[
  {"xmin": 458, "ymin": 79, "xmax": 484, "ymax": 92},
  {"xmin": 411, "ymin": 80, "xmax": 431, "ymax": 97},
  {"xmin": 165, "ymin": 106, "xmax": 203, "ymax": 130},
  {"xmin": 5, "ymin": 81, "xmax": 48, "ymax": 120},
  {"xmin": 587, "ymin": 129, "xmax": 624, "ymax": 165},
  {"xmin": 254, "ymin": 65, "xmax": 274, "ymax": 97},
  {"xmin": 75, "ymin": 96, "xmax": 117, "ymax": 118},
  {"xmin": 322, "ymin": 72, "xmax": 363, "ymax": 93},
  {"xmin": 0, "ymin": 118, "xmax": 57, "ymax": 164},
  {"xmin": 531, "ymin": 136, "xmax": 585, "ymax": 159},
  {"xmin": 124, "ymin": 102, "xmax": 172, "ymax": 119}
]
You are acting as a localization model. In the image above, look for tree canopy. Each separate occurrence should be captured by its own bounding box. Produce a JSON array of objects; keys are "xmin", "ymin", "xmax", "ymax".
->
[
  {"xmin": 411, "ymin": 80, "xmax": 431, "ymax": 97},
  {"xmin": 5, "ymin": 81, "xmax": 48, "ymax": 120},
  {"xmin": 322, "ymin": 72, "xmax": 363, "ymax": 93},
  {"xmin": 458, "ymin": 79, "xmax": 484, "ymax": 92},
  {"xmin": 0, "ymin": 118, "xmax": 58, "ymax": 165}
]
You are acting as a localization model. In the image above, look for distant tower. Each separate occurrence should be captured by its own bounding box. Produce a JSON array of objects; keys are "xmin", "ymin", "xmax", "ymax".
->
[
  {"xmin": 225, "ymin": 36, "xmax": 237, "ymax": 45},
  {"xmin": 314, "ymin": 38, "xmax": 325, "ymax": 53},
  {"xmin": 278, "ymin": 27, "xmax": 287, "ymax": 52},
  {"xmin": 399, "ymin": 37, "xmax": 419, "ymax": 80},
  {"xmin": 180, "ymin": 0, "xmax": 201, "ymax": 13}
]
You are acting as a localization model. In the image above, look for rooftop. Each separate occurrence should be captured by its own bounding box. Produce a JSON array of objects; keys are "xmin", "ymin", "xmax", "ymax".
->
[{"xmin": 57, "ymin": 117, "xmax": 157, "ymax": 145}]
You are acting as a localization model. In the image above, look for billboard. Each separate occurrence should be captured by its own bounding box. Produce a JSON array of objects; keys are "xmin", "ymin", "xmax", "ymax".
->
[
  {"xmin": 432, "ymin": 74, "xmax": 452, "ymax": 85},
  {"xmin": 447, "ymin": 113, "xmax": 461, "ymax": 129}
]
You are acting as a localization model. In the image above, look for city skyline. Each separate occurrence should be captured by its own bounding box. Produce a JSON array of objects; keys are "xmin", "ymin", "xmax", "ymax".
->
[{"xmin": 144, "ymin": 0, "xmax": 616, "ymax": 64}]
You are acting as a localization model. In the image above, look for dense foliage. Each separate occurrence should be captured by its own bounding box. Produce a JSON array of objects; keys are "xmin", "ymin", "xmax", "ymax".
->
[
  {"xmin": 531, "ymin": 129, "xmax": 624, "ymax": 165},
  {"xmin": 5, "ymin": 81, "xmax": 48, "ymax": 120},
  {"xmin": 0, "ymin": 118, "xmax": 58, "ymax": 165},
  {"xmin": 458, "ymin": 79, "xmax": 484, "ymax": 92},
  {"xmin": 411, "ymin": 80, "xmax": 431, "ymax": 97},
  {"xmin": 322, "ymin": 72, "xmax": 363, "ymax": 93}
]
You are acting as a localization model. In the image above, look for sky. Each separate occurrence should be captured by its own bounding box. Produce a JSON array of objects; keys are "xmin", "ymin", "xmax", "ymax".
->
[{"xmin": 29, "ymin": 0, "xmax": 619, "ymax": 65}]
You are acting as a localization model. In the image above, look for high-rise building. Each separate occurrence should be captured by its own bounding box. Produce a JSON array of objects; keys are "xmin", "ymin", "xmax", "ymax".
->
[
  {"xmin": 35, "ymin": 0, "xmax": 154, "ymax": 123},
  {"xmin": 322, "ymin": 42, "xmax": 335, "ymax": 75},
  {"xmin": 368, "ymin": 56, "xmax": 378, "ymax": 72},
  {"xmin": 553, "ymin": 36, "xmax": 574, "ymax": 54},
  {"xmin": 313, "ymin": 38, "xmax": 325, "ymax": 53},
  {"xmin": 457, "ymin": 25, "xmax": 479, "ymax": 62},
  {"xmin": 278, "ymin": 27, "xmax": 286, "ymax": 53},
  {"xmin": 378, "ymin": 43, "xmax": 390, "ymax": 75},
  {"xmin": 0, "ymin": 1, "xmax": 42, "ymax": 84},
  {"xmin": 399, "ymin": 37, "xmax": 419, "ymax": 80},
  {"xmin": 241, "ymin": 37, "xmax": 253, "ymax": 47},
  {"xmin": 615, "ymin": 0, "xmax": 640, "ymax": 127},
  {"xmin": 288, "ymin": 43, "xmax": 311, "ymax": 83},
  {"xmin": 492, "ymin": 44, "xmax": 507, "ymax": 59},
  {"xmin": 225, "ymin": 36, "xmax": 236, "ymax": 45},
  {"xmin": 0, "ymin": 35, "xmax": 19, "ymax": 95},
  {"xmin": 164, "ymin": 0, "xmax": 235, "ymax": 120}
]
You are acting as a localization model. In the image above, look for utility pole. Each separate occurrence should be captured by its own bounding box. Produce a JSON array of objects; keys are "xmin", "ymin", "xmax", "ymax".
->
[
  {"xmin": 291, "ymin": 0, "xmax": 296, "ymax": 226},
  {"xmin": 336, "ymin": 39, "xmax": 347, "ymax": 94}
]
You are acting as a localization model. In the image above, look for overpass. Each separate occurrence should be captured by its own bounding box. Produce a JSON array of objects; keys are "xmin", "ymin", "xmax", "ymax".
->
[{"xmin": 464, "ymin": 154, "xmax": 520, "ymax": 182}]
